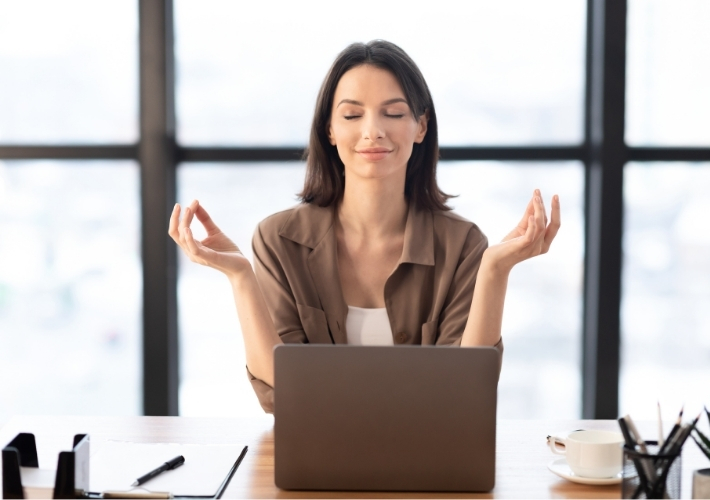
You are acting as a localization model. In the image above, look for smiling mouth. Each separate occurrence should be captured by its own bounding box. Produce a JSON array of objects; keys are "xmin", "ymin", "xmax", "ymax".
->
[{"xmin": 357, "ymin": 148, "xmax": 392, "ymax": 161}]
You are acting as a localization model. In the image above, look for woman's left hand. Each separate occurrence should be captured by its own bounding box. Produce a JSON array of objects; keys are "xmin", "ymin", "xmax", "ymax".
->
[{"xmin": 482, "ymin": 189, "xmax": 561, "ymax": 274}]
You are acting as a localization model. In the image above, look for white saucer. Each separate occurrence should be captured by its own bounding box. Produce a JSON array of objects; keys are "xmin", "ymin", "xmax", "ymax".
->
[{"xmin": 547, "ymin": 458, "xmax": 622, "ymax": 485}]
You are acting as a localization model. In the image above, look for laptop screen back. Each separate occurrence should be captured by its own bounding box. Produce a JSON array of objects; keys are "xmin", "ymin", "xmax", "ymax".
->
[{"xmin": 274, "ymin": 345, "xmax": 498, "ymax": 492}]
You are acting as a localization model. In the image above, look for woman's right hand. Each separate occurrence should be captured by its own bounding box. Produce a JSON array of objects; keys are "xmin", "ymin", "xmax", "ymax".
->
[{"xmin": 168, "ymin": 199, "xmax": 252, "ymax": 279}]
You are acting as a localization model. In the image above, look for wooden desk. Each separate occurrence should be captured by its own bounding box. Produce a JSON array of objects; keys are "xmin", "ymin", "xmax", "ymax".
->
[{"xmin": 0, "ymin": 416, "xmax": 704, "ymax": 498}]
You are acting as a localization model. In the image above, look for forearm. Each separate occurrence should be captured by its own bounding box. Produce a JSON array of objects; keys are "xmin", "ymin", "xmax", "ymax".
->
[
  {"xmin": 460, "ymin": 255, "xmax": 510, "ymax": 347},
  {"xmin": 229, "ymin": 270, "xmax": 282, "ymax": 387}
]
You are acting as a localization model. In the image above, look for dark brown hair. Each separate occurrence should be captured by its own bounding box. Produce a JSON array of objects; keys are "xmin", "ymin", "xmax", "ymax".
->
[{"xmin": 299, "ymin": 40, "xmax": 452, "ymax": 211}]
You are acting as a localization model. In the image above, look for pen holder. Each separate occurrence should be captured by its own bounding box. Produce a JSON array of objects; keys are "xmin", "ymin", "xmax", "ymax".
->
[{"xmin": 622, "ymin": 441, "xmax": 681, "ymax": 499}]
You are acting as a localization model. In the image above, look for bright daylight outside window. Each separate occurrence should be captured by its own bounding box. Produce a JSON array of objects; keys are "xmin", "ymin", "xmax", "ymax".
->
[
  {"xmin": 0, "ymin": 1, "xmax": 138, "ymax": 144},
  {"xmin": 0, "ymin": 0, "xmax": 140, "ymax": 425},
  {"xmin": 0, "ymin": 162, "xmax": 142, "ymax": 423},
  {"xmin": 621, "ymin": 164, "xmax": 710, "ymax": 419},
  {"xmin": 621, "ymin": 0, "xmax": 710, "ymax": 420},
  {"xmin": 175, "ymin": 0, "xmax": 586, "ymax": 418},
  {"xmin": 3, "ymin": 0, "xmax": 707, "ymax": 429}
]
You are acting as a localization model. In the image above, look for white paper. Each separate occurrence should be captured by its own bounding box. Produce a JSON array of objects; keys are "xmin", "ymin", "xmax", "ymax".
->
[{"xmin": 90, "ymin": 441, "xmax": 245, "ymax": 496}]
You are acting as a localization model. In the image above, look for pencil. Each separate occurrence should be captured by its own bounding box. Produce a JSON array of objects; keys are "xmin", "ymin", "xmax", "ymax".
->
[
  {"xmin": 665, "ymin": 414, "xmax": 700, "ymax": 457},
  {"xmin": 623, "ymin": 414, "xmax": 657, "ymax": 483},
  {"xmin": 659, "ymin": 405, "xmax": 684, "ymax": 455},
  {"xmin": 624, "ymin": 414, "xmax": 648, "ymax": 453}
]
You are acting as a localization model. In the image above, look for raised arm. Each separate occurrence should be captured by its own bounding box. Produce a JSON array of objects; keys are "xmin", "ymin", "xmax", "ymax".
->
[
  {"xmin": 168, "ymin": 200, "xmax": 282, "ymax": 387},
  {"xmin": 461, "ymin": 190, "xmax": 561, "ymax": 347}
]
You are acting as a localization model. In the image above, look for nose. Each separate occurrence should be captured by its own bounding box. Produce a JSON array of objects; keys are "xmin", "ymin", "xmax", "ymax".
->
[{"xmin": 362, "ymin": 113, "xmax": 385, "ymax": 141}]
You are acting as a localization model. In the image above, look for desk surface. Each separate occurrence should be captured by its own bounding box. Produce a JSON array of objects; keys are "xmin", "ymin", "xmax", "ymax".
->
[{"xmin": 0, "ymin": 416, "xmax": 705, "ymax": 498}]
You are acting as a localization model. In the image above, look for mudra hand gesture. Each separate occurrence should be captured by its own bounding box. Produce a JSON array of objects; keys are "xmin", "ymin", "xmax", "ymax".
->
[
  {"xmin": 483, "ymin": 189, "xmax": 561, "ymax": 273},
  {"xmin": 168, "ymin": 199, "xmax": 251, "ymax": 278}
]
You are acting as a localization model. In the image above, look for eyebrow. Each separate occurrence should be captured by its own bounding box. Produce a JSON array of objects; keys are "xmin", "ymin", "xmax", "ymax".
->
[{"xmin": 336, "ymin": 97, "xmax": 408, "ymax": 108}]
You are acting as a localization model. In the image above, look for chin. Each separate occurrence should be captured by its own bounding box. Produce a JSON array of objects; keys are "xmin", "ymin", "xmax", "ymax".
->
[
  {"xmin": 347, "ymin": 158, "xmax": 405, "ymax": 180},
  {"xmin": 350, "ymin": 165, "xmax": 399, "ymax": 181}
]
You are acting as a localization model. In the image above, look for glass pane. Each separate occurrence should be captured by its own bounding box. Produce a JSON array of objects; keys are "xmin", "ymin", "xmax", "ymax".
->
[
  {"xmin": 177, "ymin": 163, "xmax": 306, "ymax": 417},
  {"xmin": 177, "ymin": 161, "xmax": 583, "ymax": 419},
  {"xmin": 626, "ymin": 0, "xmax": 710, "ymax": 146},
  {"xmin": 0, "ymin": 1, "xmax": 138, "ymax": 144},
  {"xmin": 0, "ymin": 161, "xmax": 141, "ymax": 425},
  {"xmin": 621, "ymin": 163, "xmax": 710, "ymax": 419},
  {"xmin": 175, "ymin": 0, "xmax": 585, "ymax": 146},
  {"xmin": 438, "ymin": 162, "xmax": 584, "ymax": 419}
]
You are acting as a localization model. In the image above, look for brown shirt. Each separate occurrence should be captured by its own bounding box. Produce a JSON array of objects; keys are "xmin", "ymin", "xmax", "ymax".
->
[{"xmin": 248, "ymin": 201, "xmax": 503, "ymax": 413}]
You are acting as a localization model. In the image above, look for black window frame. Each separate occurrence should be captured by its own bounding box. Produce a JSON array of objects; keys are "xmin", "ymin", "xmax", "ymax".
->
[{"xmin": 2, "ymin": 0, "xmax": 710, "ymax": 418}]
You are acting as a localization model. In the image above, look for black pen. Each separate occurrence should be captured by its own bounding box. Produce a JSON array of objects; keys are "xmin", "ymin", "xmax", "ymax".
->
[
  {"xmin": 666, "ymin": 414, "xmax": 701, "ymax": 456},
  {"xmin": 131, "ymin": 455, "xmax": 185, "ymax": 487},
  {"xmin": 618, "ymin": 417, "xmax": 636, "ymax": 449}
]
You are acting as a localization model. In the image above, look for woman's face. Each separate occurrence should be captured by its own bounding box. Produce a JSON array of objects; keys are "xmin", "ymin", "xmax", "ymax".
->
[{"xmin": 328, "ymin": 64, "xmax": 428, "ymax": 184}]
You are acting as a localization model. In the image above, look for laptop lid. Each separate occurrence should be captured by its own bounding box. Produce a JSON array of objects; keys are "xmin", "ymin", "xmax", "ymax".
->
[{"xmin": 274, "ymin": 345, "xmax": 498, "ymax": 492}]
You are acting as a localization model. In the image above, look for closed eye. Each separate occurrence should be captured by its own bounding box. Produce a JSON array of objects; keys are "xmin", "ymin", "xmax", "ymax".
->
[
  {"xmin": 385, "ymin": 114, "xmax": 405, "ymax": 118},
  {"xmin": 344, "ymin": 115, "xmax": 361, "ymax": 120}
]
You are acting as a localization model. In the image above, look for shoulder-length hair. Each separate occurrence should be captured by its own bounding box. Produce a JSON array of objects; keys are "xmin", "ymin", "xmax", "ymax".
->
[{"xmin": 299, "ymin": 40, "xmax": 452, "ymax": 211}]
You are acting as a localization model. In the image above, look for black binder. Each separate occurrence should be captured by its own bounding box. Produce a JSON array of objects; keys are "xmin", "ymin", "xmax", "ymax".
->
[{"xmin": 2, "ymin": 432, "xmax": 89, "ymax": 499}]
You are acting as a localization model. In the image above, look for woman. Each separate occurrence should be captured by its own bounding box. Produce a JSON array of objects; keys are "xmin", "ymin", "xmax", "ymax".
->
[{"xmin": 169, "ymin": 40, "xmax": 560, "ymax": 413}]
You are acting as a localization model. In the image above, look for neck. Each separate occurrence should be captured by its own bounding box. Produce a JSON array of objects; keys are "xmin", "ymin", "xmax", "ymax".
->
[{"xmin": 337, "ymin": 175, "xmax": 408, "ymax": 238}]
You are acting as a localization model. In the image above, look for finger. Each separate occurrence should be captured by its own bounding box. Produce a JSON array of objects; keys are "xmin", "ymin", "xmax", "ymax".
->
[
  {"xmin": 179, "ymin": 200, "xmax": 198, "ymax": 230},
  {"xmin": 178, "ymin": 213, "xmax": 195, "ymax": 247},
  {"xmin": 168, "ymin": 203, "xmax": 181, "ymax": 240},
  {"xmin": 542, "ymin": 195, "xmax": 561, "ymax": 252},
  {"xmin": 524, "ymin": 215, "xmax": 535, "ymax": 244},
  {"xmin": 537, "ymin": 189, "xmax": 548, "ymax": 227},
  {"xmin": 184, "ymin": 227, "xmax": 202, "ymax": 256},
  {"xmin": 178, "ymin": 224, "xmax": 190, "ymax": 251},
  {"xmin": 194, "ymin": 203, "xmax": 221, "ymax": 234},
  {"xmin": 516, "ymin": 195, "xmax": 535, "ymax": 229},
  {"xmin": 184, "ymin": 227, "xmax": 224, "ymax": 268},
  {"xmin": 180, "ymin": 226, "xmax": 209, "ymax": 265},
  {"xmin": 532, "ymin": 195, "xmax": 544, "ymax": 241},
  {"xmin": 173, "ymin": 212, "xmax": 199, "ymax": 257}
]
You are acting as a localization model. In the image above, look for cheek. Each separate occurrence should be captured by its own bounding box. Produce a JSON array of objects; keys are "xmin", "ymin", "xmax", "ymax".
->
[
  {"xmin": 330, "ymin": 124, "xmax": 358, "ymax": 149},
  {"xmin": 393, "ymin": 122, "xmax": 420, "ymax": 147}
]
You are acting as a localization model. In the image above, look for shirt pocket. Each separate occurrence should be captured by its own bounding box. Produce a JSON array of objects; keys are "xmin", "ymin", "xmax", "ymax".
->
[
  {"xmin": 421, "ymin": 318, "xmax": 439, "ymax": 345},
  {"xmin": 296, "ymin": 303, "xmax": 332, "ymax": 344}
]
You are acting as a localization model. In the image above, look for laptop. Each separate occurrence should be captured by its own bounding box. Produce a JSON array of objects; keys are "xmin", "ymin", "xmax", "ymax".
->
[{"xmin": 273, "ymin": 345, "xmax": 499, "ymax": 492}]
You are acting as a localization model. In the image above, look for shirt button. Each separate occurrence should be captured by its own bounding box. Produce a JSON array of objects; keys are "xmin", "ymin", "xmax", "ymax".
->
[{"xmin": 396, "ymin": 332, "xmax": 407, "ymax": 344}]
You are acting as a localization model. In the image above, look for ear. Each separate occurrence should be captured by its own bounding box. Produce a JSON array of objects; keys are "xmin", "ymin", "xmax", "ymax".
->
[{"xmin": 414, "ymin": 109, "xmax": 429, "ymax": 144}]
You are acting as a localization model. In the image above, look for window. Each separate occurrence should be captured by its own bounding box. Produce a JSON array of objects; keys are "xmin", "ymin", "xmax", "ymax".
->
[
  {"xmin": 0, "ymin": 161, "xmax": 141, "ymax": 423},
  {"xmin": 174, "ymin": 0, "xmax": 586, "ymax": 418},
  {"xmin": 0, "ymin": 0, "xmax": 140, "ymax": 425},
  {"xmin": 438, "ymin": 161, "xmax": 584, "ymax": 418},
  {"xmin": 175, "ymin": 0, "xmax": 586, "ymax": 146},
  {"xmin": 621, "ymin": 163, "xmax": 710, "ymax": 419},
  {"xmin": 177, "ymin": 163, "xmax": 306, "ymax": 416},
  {"xmin": 0, "ymin": 1, "xmax": 138, "ymax": 143},
  {"xmin": 626, "ymin": 0, "xmax": 710, "ymax": 146},
  {"xmin": 5, "ymin": 0, "xmax": 705, "ymax": 420}
]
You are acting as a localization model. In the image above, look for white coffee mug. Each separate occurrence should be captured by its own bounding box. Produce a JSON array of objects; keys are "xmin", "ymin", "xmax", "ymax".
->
[{"xmin": 548, "ymin": 430, "xmax": 624, "ymax": 478}]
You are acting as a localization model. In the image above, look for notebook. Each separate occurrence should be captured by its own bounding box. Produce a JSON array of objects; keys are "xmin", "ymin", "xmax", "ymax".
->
[{"xmin": 90, "ymin": 441, "xmax": 246, "ymax": 497}]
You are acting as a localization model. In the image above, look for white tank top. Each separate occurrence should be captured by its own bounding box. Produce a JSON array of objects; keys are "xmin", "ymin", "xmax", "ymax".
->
[{"xmin": 346, "ymin": 306, "xmax": 394, "ymax": 346}]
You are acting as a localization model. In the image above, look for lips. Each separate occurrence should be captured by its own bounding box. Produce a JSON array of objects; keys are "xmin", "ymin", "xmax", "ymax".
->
[{"xmin": 357, "ymin": 147, "xmax": 392, "ymax": 161}]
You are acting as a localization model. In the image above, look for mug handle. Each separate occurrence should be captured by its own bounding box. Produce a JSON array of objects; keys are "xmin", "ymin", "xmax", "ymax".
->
[{"xmin": 548, "ymin": 435, "xmax": 567, "ymax": 456}]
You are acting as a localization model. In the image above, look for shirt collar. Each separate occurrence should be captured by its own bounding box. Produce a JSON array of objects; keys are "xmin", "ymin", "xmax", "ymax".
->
[{"xmin": 279, "ymin": 202, "xmax": 435, "ymax": 266}]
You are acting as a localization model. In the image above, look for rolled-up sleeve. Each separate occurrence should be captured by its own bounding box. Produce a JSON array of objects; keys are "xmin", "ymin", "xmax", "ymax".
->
[
  {"xmin": 248, "ymin": 221, "xmax": 307, "ymax": 413},
  {"xmin": 246, "ymin": 365, "xmax": 274, "ymax": 414},
  {"xmin": 434, "ymin": 226, "xmax": 504, "ymax": 372}
]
